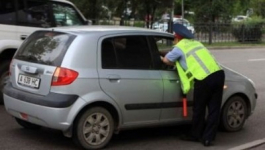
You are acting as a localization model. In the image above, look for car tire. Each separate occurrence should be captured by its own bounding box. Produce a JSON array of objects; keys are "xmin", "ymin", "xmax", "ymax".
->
[
  {"xmin": 73, "ymin": 107, "xmax": 114, "ymax": 150},
  {"xmin": 15, "ymin": 118, "xmax": 42, "ymax": 130},
  {"xmin": 0, "ymin": 61, "xmax": 10, "ymax": 105},
  {"xmin": 220, "ymin": 96, "xmax": 247, "ymax": 132}
]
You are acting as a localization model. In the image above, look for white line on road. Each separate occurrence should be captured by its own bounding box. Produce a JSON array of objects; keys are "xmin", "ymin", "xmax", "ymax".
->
[
  {"xmin": 248, "ymin": 58, "xmax": 265, "ymax": 62},
  {"xmin": 228, "ymin": 138, "xmax": 265, "ymax": 150}
]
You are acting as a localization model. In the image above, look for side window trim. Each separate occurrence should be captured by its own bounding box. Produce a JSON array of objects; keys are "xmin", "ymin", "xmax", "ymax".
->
[{"xmin": 101, "ymin": 35, "xmax": 154, "ymax": 70}]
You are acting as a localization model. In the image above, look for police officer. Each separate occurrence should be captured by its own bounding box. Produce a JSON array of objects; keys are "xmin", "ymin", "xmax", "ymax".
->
[{"xmin": 161, "ymin": 24, "xmax": 225, "ymax": 146}]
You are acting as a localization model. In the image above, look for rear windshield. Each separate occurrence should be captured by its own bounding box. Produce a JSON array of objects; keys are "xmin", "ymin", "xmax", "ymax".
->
[{"xmin": 15, "ymin": 31, "xmax": 76, "ymax": 66}]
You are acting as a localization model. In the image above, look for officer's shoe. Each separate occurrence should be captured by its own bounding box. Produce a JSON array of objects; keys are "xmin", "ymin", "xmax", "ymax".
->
[{"xmin": 202, "ymin": 140, "xmax": 213, "ymax": 146}]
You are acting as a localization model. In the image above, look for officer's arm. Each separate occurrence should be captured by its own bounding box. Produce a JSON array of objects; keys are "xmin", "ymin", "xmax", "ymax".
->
[{"xmin": 161, "ymin": 56, "xmax": 174, "ymax": 66}]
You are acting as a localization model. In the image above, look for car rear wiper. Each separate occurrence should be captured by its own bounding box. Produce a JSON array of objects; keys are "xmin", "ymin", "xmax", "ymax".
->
[{"xmin": 16, "ymin": 55, "xmax": 39, "ymax": 62}]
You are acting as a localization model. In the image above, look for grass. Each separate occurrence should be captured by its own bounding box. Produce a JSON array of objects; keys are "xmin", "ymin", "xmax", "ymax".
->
[{"xmin": 203, "ymin": 41, "xmax": 265, "ymax": 47}]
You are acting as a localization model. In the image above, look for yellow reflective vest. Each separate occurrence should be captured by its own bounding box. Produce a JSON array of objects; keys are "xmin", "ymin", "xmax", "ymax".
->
[{"xmin": 175, "ymin": 39, "xmax": 222, "ymax": 94}]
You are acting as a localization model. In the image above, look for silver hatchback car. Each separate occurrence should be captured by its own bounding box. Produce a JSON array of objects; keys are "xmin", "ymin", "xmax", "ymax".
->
[{"xmin": 4, "ymin": 26, "xmax": 257, "ymax": 150}]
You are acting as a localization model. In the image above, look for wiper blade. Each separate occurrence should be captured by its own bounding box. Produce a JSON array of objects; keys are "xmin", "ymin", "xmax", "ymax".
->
[{"xmin": 16, "ymin": 55, "xmax": 38, "ymax": 62}]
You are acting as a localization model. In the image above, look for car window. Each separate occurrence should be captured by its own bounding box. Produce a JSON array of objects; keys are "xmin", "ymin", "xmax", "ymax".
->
[
  {"xmin": 0, "ymin": 0, "xmax": 16, "ymax": 25},
  {"xmin": 154, "ymin": 36, "xmax": 175, "ymax": 70},
  {"xmin": 15, "ymin": 31, "xmax": 76, "ymax": 66},
  {"xmin": 52, "ymin": 2, "xmax": 84, "ymax": 26},
  {"xmin": 155, "ymin": 37, "xmax": 174, "ymax": 52},
  {"xmin": 17, "ymin": 0, "xmax": 52, "ymax": 28},
  {"xmin": 101, "ymin": 39, "xmax": 117, "ymax": 69},
  {"xmin": 101, "ymin": 36, "xmax": 153, "ymax": 70}
]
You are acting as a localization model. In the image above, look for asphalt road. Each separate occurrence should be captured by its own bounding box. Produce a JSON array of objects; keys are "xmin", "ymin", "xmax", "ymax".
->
[{"xmin": 1, "ymin": 48, "xmax": 265, "ymax": 150}]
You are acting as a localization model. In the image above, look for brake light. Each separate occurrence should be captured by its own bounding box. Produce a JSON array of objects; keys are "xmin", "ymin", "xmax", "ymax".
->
[{"xmin": 51, "ymin": 67, "xmax": 78, "ymax": 86}]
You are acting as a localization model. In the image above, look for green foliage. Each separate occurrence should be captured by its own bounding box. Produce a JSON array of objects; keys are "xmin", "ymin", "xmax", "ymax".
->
[
  {"xmin": 68, "ymin": 0, "xmax": 262, "ymax": 25},
  {"xmin": 190, "ymin": 0, "xmax": 252, "ymax": 23},
  {"xmin": 250, "ymin": 0, "xmax": 265, "ymax": 18},
  {"xmin": 132, "ymin": 21, "xmax": 145, "ymax": 27},
  {"xmin": 232, "ymin": 16, "xmax": 265, "ymax": 42}
]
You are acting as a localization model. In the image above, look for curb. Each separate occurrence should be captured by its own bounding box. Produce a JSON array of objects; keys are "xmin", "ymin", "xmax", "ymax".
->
[
  {"xmin": 207, "ymin": 46, "xmax": 265, "ymax": 50},
  {"xmin": 228, "ymin": 138, "xmax": 265, "ymax": 150}
]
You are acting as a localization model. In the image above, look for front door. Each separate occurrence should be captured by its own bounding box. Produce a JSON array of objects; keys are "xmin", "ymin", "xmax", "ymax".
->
[{"xmin": 153, "ymin": 36, "xmax": 193, "ymax": 121}]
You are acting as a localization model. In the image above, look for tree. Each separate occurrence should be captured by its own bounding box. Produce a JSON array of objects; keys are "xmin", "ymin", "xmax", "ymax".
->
[
  {"xmin": 250, "ymin": 0, "xmax": 265, "ymax": 18},
  {"xmin": 190, "ymin": 0, "xmax": 251, "ymax": 23},
  {"xmin": 69, "ymin": 0, "xmax": 124, "ymax": 23}
]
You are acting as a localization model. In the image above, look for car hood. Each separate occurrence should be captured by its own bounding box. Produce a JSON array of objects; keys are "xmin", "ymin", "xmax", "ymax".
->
[{"xmin": 222, "ymin": 65, "xmax": 254, "ymax": 85}]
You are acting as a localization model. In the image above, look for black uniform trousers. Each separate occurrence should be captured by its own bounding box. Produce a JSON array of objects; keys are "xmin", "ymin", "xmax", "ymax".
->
[{"xmin": 190, "ymin": 70, "xmax": 225, "ymax": 141}]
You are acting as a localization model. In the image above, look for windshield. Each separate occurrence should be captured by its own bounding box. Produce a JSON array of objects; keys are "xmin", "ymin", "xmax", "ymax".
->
[
  {"xmin": 52, "ymin": 2, "xmax": 85, "ymax": 26},
  {"xmin": 15, "ymin": 31, "xmax": 76, "ymax": 66}
]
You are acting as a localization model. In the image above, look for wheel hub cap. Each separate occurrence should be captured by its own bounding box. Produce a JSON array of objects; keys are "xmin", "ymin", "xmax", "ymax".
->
[
  {"xmin": 227, "ymin": 101, "xmax": 245, "ymax": 128},
  {"xmin": 83, "ymin": 113, "xmax": 110, "ymax": 146}
]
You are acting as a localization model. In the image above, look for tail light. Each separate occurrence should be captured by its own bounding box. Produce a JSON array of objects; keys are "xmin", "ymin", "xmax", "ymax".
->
[{"xmin": 51, "ymin": 67, "xmax": 78, "ymax": 86}]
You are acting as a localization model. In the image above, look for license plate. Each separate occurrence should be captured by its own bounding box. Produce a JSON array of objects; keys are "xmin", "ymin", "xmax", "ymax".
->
[{"xmin": 18, "ymin": 74, "xmax": 40, "ymax": 89}]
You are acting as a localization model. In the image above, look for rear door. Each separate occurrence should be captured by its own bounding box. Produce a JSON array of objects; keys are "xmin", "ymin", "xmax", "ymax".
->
[
  {"xmin": 98, "ymin": 35, "xmax": 164, "ymax": 125},
  {"xmin": 10, "ymin": 31, "xmax": 76, "ymax": 95}
]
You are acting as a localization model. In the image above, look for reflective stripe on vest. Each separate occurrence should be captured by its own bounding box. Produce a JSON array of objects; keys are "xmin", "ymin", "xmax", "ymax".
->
[{"xmin": 186, "ymin": 46, "xmax": 210, "ymax": 75}]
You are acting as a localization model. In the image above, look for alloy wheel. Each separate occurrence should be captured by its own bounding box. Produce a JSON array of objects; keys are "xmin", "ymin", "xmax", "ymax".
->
[
  {"xmin": 83, "ymin": 113, "xmax": 110, "ymax": 146},
  {"xmin": 226, "ymin": 100, "xmax": 245, "ymax": 128}
]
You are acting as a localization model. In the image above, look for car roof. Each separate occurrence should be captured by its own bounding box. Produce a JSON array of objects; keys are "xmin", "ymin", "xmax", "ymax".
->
[
  {"xmin": 51, "ymin": 25, "xmax": 174, "ymax": 37},
  {"xmin": 51, "ymin": 0, "xmax": 73, "ymax": 5}
]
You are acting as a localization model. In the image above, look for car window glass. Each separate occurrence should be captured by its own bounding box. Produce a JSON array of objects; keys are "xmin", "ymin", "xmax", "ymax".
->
[
  {"xmin": 154, "ymin": 36, "xmax": 175, "ymax": 70},
  {"xmin": 15, "ymin": 31, "xmax": 76, "ymax": 66},
  {"xmin": 155, "ymin": 37, "xmax": 173, "ymax": 52},
  {"xmin": 17, "ymin": 0, "xmax": 51, "ymax": 28},
  {"xmin": 101, "ymin": 36, "xmax": 153, "ymax": 70},
  {"xmin": 101, "ymin": 39, "xmax": 117, "ymax": 69},
  {"xmin": 0, "ymin": 0, "xmax": 16, "ymax": 25},
  {"xmin": 114, "ymin": 36, "xmax": 152, "ymax": 70},
  {"xmin": 52, "ymin": 2, "xmax": 84, "ymax": 26}
]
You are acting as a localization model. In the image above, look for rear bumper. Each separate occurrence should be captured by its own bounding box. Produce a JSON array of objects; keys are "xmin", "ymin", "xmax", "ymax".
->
[
  {"xmin": 3, "ymin": 83, "xmax": 86, "ymax": 131},
  {"xmin": 4, "ymin": 94, "xmax": 73, "ymax": 130},
  {"xmin": 3, "ymin": 83, "xmax": 78, "ymax": 108}
]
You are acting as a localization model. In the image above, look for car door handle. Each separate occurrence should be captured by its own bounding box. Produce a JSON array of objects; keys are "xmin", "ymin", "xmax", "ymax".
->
[
  {"xmin": 21, "ymin": 65, "xmax": 38, "ymax": 74},
  {"xmin": 107, "ymin": 75, "xmax": 121, "ymax": 82},
  {"xmin": 20, "ymin": 35, "xmax": 28, "ymax": 40},
  {"xmin": 169, "ymin": 79, "xmax": 179, "ymax": 83}
]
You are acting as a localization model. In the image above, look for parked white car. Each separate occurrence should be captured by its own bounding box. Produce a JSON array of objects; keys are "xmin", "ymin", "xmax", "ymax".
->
[
  {"xmin": 233, "ymin": 15, "xmax": 251, "ymax": 22},
  {"xmin": 0, "ymin": 0, "xmax": 89, "ymax": 104},
  {"xmin": 152, "ymin": 18, "xmax": 195, "ymax": 34},
  {"xmin": 152, "ymin": 22, "xmax": 168, "ymax": 32}
]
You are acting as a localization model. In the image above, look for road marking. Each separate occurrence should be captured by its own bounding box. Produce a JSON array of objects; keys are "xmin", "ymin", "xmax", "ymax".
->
[
  {"xmin": 228, "ymin": 138, "xmax": 265, "ymax": 150},
  {"xmin": 248, "ymin": 58, "xmax": 265, "ymax": 62}
]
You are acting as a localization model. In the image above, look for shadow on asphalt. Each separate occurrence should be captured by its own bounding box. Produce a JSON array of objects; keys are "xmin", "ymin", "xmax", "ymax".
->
[
  {"xmin": 8, "ymin": 124, "xmax": 192, "ymax": 150},
  {"xmin": 108, "ymin": 124, "xmax": 192, "ymax": 149}
]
